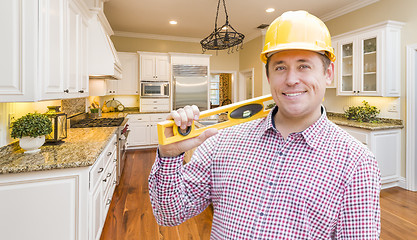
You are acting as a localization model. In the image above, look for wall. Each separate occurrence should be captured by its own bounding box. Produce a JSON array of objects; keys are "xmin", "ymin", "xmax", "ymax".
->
[
  {"xmin": 238, "ymin": 35, "xmax": 265, "ymax": 97},
  {"xmin": 111, "ymin": 36, "xmax": 240, "ymax": 73},
  {"xmin": 0, "ymin": 100, "xmax": 62, "ymax": 146},
  {"xmin": 324, "ymin": 0, "xmax": 417, "ymax": 178}
]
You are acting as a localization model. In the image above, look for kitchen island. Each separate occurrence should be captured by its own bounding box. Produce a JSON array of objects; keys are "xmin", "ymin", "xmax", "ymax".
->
[
  {"xmin": 0, "ymin": 127, "xmax": 118, "ymax": 174},
  {"xmin": 0, "ymin": 125, "xmax": 121, "ymax": 240}
]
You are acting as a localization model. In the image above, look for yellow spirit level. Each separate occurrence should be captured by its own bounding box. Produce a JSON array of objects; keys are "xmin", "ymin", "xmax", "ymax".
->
[{"xmin": 157, "ymin": 95, "xmax": 274, "ymax": 145}]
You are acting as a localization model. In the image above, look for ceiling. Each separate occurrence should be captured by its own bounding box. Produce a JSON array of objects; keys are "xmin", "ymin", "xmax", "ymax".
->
[{"xmin": 103, "ymin": 0, "xmax": 378, "ymax": 42}]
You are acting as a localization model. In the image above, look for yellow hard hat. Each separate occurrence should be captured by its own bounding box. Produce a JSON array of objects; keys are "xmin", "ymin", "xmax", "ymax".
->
[{"xmin": 260, "ymin": 10, "xmax": 335, "ymax": 63}]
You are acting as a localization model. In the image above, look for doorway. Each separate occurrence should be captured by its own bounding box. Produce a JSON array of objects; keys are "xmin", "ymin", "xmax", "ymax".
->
[
  {"xmin": 209, "ymin": 71, "xmax": 236, "ymax": 108},
  {"xmin": 239, "ymin": 69, "xmax": 254, "ymax": 101}
]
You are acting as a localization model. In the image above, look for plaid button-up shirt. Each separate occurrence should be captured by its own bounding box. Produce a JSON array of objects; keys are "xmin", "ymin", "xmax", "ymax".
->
[{"xmin": 149, "ymin": 107, "xmax": 381, "ymax": 239}]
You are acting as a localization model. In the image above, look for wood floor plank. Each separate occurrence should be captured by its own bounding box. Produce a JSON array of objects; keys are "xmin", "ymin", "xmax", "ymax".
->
[{"xmin": 101, "ymin": 149, "xmax": 417, "ymax": 240}]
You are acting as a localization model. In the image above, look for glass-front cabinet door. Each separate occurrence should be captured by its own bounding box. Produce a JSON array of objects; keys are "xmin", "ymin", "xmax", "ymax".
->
[
  {"xmin": 337, "ymin": 38, "xmax": 356, "ymax": 95},
  {"xmin": 358, "ymin": 30, "xmax": 381, "ymax": 96},
  {"xmin": 362, "ymin": 37, "xmax": 377, "ymax": 92}
]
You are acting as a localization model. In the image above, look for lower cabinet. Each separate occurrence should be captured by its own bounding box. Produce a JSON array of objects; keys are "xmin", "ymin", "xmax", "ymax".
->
[
  {"xmin": 127, "ymin": 113, "xmax": 168, "ymax": 148},
  {"xmin": 0, "ymin": 134, "xmax": 118, "ymax": 240},
  {"xmin": 338, "ymin": 126, "xmax": 402, "ymax": 188}
]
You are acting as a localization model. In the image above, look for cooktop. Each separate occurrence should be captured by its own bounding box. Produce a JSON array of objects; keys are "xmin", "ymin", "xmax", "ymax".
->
[{"xmin": 70, "ymin": 117, "xmax": 125, "ymax": 128}]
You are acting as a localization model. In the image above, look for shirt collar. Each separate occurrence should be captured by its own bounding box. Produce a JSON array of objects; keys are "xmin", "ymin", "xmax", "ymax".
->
[{"xmin": 260, "ymin": 105, "xmax": 329, "ymax": 149}]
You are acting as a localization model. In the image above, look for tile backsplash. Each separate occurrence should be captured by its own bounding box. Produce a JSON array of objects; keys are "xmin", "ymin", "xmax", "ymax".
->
[{"xmin": 61, "ymin": 98, "xmax": 87, "ymax": 117}]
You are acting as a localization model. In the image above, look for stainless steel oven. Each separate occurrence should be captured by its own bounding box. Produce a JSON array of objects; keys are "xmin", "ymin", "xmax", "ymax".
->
[{"xmin": 141, "ymin": 81, "xmax": 169, "ymax": 98}]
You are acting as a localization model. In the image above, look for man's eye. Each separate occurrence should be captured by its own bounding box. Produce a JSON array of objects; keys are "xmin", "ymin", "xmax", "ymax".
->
[
  {"xmin": 299, "ymin": 65, "xmax": 310, "ymax": 69},
  {"xmin": 275, "ymin": 66, "xmax": 285, "ymax": 71}
]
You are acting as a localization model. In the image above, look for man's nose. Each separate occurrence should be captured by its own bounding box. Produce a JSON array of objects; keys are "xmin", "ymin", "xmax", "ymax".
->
[{"xmin": 284, "ymin": 68, "xmax": 300, "ymax": 86}]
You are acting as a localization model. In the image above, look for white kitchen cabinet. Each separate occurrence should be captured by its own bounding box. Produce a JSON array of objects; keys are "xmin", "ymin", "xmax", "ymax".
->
[
  {"xmin": 0, "ymin": 133, "xmax": 118, "ymax": 240},
  {"xmin": 140, "ymin": 98, "xmax": 170, "ymax": 113},
  {"xmin": 139, "ymin": 53, "xmax": 170, "ymax": 81},
  {"xmin": 127, "ymin": 113, "xmax": 168, "ymax": 148},
  {"xmin": 339, "ymin": 125, "xmax": 402, "ymax": 188},
  {"xmin": 0, "ymin": 0, "xmax": 90, "ymax": 102},
  {"xmin": 106, "ymin": 80, "xmax": 118, "ymax": 95},
  {"xmin": 89, "ymin": 52, "xmax": 139, "ymax": 96},
  {"xmin": 67, "ymin": 0, "xmax": 89, "ymax": 97},
  {"xmin": 118, "ymin": 52, "xmax": 139, "ymax": 95},
  {"xmin": 333, "ymin": 21, "xmax": 404, "ymax": 97},
  {"xmin": 89, "ymin": 133, "xmax": 117, "ymax": 240}
]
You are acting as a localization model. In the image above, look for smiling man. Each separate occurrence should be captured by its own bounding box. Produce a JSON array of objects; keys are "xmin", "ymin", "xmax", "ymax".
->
[{"xmin": 149, "ymin": 10, "xmax": 381, "ymax": 239}]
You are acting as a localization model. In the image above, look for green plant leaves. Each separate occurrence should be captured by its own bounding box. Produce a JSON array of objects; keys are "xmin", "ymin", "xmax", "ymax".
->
[
  {"xmin": 10, "ymin": 113, "xmax": 53, "ymax": 139},
  {"xmin": 344, "ymin": 100, "xmax": 380, "ymax": 123}
]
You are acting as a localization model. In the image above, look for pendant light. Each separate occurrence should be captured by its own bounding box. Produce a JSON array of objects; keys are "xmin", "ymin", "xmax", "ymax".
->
[{"xmin": 200, "ymin": 0, "xmax": 245, "ymax": 54}]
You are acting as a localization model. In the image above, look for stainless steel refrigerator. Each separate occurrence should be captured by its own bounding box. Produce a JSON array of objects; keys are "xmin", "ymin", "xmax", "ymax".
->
[{"xmin": 173, "ymin": 65, "xmax": 209, "ymax": 111}]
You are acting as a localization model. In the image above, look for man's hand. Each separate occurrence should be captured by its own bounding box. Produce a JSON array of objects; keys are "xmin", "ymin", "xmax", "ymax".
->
[{"xmin": 158, "ymin": 105, "xmax": 218, "ymax": 158}]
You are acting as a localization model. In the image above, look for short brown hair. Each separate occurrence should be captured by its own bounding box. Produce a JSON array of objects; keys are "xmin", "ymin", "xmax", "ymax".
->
[{"xmin": 265, "ymin": 52, "xmax": 331, "ymax": 78}]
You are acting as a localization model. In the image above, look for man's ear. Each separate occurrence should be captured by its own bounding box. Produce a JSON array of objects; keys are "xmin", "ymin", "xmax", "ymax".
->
[{"xmin": 325, "ymin": 62, "xmax": 335, "ymax": 86}]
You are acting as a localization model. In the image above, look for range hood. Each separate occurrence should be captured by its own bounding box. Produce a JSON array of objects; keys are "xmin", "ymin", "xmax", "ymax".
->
[{"xmin": 88, "ymin": 14, "xmax": 122, "ymax": 80}]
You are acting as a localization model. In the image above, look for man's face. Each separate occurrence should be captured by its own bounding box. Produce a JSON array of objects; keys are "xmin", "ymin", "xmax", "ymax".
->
[{"xmin": 267, "ymin": 50, "xmax": 334, "ymax": 120}]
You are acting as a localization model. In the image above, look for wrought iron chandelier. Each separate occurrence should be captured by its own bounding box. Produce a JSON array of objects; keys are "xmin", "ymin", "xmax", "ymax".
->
[{"xmin": 200, "ymin": 0, "xmax": 245, "ymax": 54}]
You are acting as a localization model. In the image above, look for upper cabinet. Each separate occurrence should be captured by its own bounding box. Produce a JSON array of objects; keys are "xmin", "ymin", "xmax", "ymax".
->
[
  {"xmin": 333, "ymin": 21, "xmax": 404, "ymax": 97},
  {"xmin": 139, "ymin": 53, "xmax": 169, "ymax": 81},
  {"xmin": 118, "ymin": 52, "xmax": 139, "ymax": 95},
  {"xmin": 0, "ymin": 0, "xmax": 90, "ymax": 102}
]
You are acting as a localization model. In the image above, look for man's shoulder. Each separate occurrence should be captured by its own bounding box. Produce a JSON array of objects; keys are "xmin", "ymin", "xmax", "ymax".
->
[{"xmin": 324, "ymin": 119, "xmax": 372, "ymax": 156}]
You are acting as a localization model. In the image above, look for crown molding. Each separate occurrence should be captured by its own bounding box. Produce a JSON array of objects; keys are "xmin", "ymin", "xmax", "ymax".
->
[
  {"xmin": 114, "ymin": 30, "xmax": 264, "ymax": 44},
  {"xmin": 114, "ymin": 31, "xmax": 201, "ymax": 43},
  {"xmin": 320, "ymin": 0, "xmax": 379, "ymax": 22}
]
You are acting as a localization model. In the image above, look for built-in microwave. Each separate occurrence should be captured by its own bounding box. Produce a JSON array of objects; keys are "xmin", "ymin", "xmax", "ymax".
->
[{"xmin": 140, "ymin": 81, "xmax": 169, "ymax": 98}]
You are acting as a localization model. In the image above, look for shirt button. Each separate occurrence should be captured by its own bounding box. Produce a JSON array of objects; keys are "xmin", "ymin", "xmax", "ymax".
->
[
  {"xmin": 269, "ymin": 182, "xmax": 273, "ymax": 186},
  {"xmin": 259, "ymin": 212, "xmax": 264, "ymax": 216},
  {"xmin": 278, "ymin": 152, "xmax": 283, "ymax": 156}
]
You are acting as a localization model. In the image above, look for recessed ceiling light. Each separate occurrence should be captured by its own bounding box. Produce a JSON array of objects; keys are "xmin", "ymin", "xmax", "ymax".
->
[
  {"xmin": 266, "ymin": 8, "xmax": 275, "ymax": 13},
  {"xmin": 169, "ymin": 20, "xmax": 177, "ymax": 25}
]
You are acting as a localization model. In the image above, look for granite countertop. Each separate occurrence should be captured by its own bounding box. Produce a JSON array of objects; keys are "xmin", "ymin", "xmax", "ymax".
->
[
  {"xmin": 0, "ymin": 127, "xmax": 118, "ymax": 175},
  {"xmin": 327, "ymin": 112, "xmax": 404, "ymax": 130}
]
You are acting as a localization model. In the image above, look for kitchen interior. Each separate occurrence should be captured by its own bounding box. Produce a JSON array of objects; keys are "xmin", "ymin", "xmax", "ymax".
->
[{"xmin": 1, "ymin": 0, "xmax": 417, "ymax": 239}]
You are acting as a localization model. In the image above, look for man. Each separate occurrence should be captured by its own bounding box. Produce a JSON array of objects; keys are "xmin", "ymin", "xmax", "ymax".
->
[{"xmin": 149, "ymin": 10, "xmax": 380, "ymax": 239}]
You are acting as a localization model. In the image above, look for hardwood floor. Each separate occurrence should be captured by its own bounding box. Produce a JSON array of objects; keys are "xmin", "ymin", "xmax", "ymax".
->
[
  {"xmin": 101, "ymin": 149, "xmax": 417, "ymax": 240},
  {"xmin": 100, "ymin": 149, "xmax": 212, "ymax": 240}
]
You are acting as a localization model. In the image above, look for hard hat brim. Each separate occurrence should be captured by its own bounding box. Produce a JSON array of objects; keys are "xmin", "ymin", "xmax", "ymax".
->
[{"xmin": 260, "ymin": 42, "xmax": 336, "ymax": 64}]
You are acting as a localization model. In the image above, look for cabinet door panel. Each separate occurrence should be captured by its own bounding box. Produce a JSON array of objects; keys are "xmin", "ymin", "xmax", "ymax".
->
[
  {"xmin": 40, "ymin": 0, "xmax": 67, "ymax": 99},
  {"xmin": 68, "ymin": 1, "xmax": 80, "ymax": 94},
  {"xmin": 141, "ymin": 55, "xmax": 156, "ymax": 80},
  {"xmin": 155, "ymin": 56, "xmax": 169, "ymax": 81},
  {"xmin": 0, "ymin": 176, "xmax": 78, "ymax": 240},
  {"xmin": 90, "ymin": 185, "xmax": 103, "ymax": 240},
  {"xmin": 127, "ymin": 123, "xmax": 150, "ymax": 146},
  {"xmin": 118, "ymin": 52, "xmax": 139, "ymax": 95},
  {"xmin": 1, "ymin": 0, "xmax": 25, "ymax": 97}
]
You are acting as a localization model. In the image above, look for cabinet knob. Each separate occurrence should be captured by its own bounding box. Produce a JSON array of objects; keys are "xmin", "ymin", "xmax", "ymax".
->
[
  {"xmin": 64, "ymin": 89, "xmax": 69, "ymax": 93},
  {"xmin": 78, "ymin": 90, "xmax": 84, "ymax": 93},
  {"xmin": 106, "ymin": 199, "xmax": 111, "ymax": 205},
  {"xmin": 107, "ymin": 152, "xmax": 112, "ymax": 156},
  {"xmin": 98, "ymin": 168, "xmax": 104, "ymax": 173}
]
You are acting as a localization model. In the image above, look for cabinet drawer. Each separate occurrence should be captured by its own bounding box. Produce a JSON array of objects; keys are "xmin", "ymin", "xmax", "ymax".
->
[
  {"xmin": 89, "ymin": 156, "xmax": 104, "ymax": 191},
  {"xmin": 102, "ymin": 149, "xmax": 117, "ymax": 191},
  {"xmin": 150, "ymin": 114, "xmax": 168, "ymax": 122},
  {"xmin": 103, "ymin": 166, "xmax": 117, "ymax": 214},
  {"xmin": 89, "ymin": 134, "xmax": 117, "ymax": 190},
  {"xmin": 141, "ymin": 98, "xmax": 169, "ymax": 105},
  {"xmin": 128, "ymin": 114, "xmax": 151, "ymax": 123},
  {"xmin": 141, "ymin": 104, "xmax": 169, "ymax": 112}
]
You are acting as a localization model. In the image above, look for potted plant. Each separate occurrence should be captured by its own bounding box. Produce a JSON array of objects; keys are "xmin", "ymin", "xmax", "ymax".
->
[{"xmin": 10, "ymin": 113, "xmax": 53, "ymax": 153}]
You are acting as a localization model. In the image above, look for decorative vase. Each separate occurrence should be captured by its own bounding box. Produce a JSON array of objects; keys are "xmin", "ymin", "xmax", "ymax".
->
[{"xmin": 19, "ymin": 135, "xmax": 45, "ymax": 154}]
